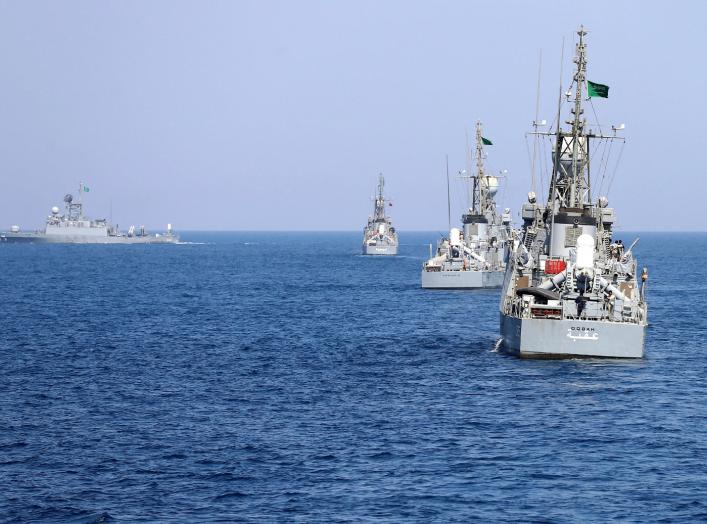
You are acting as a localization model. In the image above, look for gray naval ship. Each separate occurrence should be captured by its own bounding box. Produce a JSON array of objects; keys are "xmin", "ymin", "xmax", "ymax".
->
[
  {"xmin": 362, "ymin": 173, "xmax": 398, "ymax": 255},
  {"xmin": 1, "ymin": 185, "xmax": 178, "ymax": 244},
  {"xmin": 499, "ymin": 27, "xmax": 648, "ymax": 358},
  {"xmin": 422, "ymin": 122, "xmax": 512, "ymax": 288}
]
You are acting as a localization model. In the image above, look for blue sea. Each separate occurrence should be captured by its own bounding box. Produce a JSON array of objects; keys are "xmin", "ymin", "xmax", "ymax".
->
[{"xmin": 1, "ymin": 232, "xmax": 706, "ymax": 523}]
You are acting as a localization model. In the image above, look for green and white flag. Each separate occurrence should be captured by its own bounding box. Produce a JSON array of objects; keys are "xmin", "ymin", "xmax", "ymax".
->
[
  {"xmin": 587, "ymin": 80, "xmax": 609, "ymax": 98},
  {"xmin": 482, "ymin": 137, "xmax": 493, "ymax": 146},
  {"xmin": 83, "ymin": 185, "xmax": 90, "ymax": 192}
]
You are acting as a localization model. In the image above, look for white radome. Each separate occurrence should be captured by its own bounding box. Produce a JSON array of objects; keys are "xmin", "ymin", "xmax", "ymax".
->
[
  {"xmin": 481, "ymin": 176, "xmax": 499, "ymax": 196},
  {"xmin": 575, "ymin": 233, "xmax": 595, "ymax": 270},
  {"xmin": 449, "ymin": 227, "xmax": 462, "ymax": 246}
]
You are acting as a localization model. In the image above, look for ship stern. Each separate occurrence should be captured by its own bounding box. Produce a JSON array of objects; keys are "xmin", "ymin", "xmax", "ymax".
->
[{"xmin": 500, "ymin": 313, "xmax": 646, "ymax": 359}]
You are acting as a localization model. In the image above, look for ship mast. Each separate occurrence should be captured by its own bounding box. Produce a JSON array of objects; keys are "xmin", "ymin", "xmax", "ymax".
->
[
  {"xmin": 549, "ymin": 26, "xmax": 591, "ymax": 212},
  {"xmin": 473, "ymin": 121, "xmax": 494, "ymax": 217},
  {"xmin": 374, "ymin": 172, "xmax": 386, "ymax": 221},
  {"xmin": 77, "ymin": 182, "xmax": 85, "ymax": 219}
]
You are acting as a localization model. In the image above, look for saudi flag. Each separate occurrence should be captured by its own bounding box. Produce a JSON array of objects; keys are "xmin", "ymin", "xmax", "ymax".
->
[
  {"xmin": 587, "ymin": 80, "xmax": 609, "ymax": 98},
  {"xmin": 482, "ymin": 137, "xmax": 493, "ymax": 146},
  {"xmin": 83, "ymin": 185, "xmax": 90, "ymax": 192}
]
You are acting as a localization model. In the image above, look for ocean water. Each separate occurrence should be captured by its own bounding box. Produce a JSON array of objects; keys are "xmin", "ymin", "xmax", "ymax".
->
[{"xmin": 1, "ymin": 231, "xmax": 706, "ymax": 523}]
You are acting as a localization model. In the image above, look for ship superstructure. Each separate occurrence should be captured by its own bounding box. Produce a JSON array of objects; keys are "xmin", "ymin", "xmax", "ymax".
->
[
  {"xmin": 362, "ymin": 174, "xmax": 398, "ymax": 255},
  {"xmin": 1, "ymin": 184, "xmax": 178, "ymax": 244},
  {"xmin": 499, "ymin": 27, "xmax": 648, "ymax": 358},
  {"xmin": 422, "ymin": 122, "xmax": 511, "ymax": 288}
]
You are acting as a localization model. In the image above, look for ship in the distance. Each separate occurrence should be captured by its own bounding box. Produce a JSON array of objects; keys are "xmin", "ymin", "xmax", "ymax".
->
[
  {"xmin": 362, "ymin": 173, "xmax": 398, "ymax": 255},
  {"xmin": 1, "ymin": 184, "xmax": 178, "ymax": 244},
  {"xmin": 421, "ymin": 122, "xmax": 512, "ymax": 288}
]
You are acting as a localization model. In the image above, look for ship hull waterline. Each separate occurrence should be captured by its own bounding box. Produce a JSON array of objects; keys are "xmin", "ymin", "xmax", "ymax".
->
[
  {"xmin": 421, "ymin": 269, "xmax": 504, "ymax": 289},
  {"xmin": 1, "ymin": 233, "xmax": 178, "ymax": 244},
  {"xmin": 499, "ymin": 313, "xmax": 646, "ymax": 359},
  {"xmin": 362, "ymin": 244, "xmax": 397, "ymax": 256}
]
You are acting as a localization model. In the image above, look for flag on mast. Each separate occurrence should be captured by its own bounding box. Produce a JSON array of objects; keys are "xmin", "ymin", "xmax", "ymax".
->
[{"xmin": 587, "ymin": 80, "xmax": 609, "ymax": 98}]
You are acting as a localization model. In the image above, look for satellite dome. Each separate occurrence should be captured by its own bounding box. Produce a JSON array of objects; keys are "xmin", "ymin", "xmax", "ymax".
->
[
  {"xmin": 481, "ymin": 176, "xmax": 499, "ymax": 196},
  {"xmin": 51, "ymin": 206, "xmax": 60, "ymax": 214},
  {"xmin": 449, "ymin": 227, "xmax": 462, "ymax": 246},
  {"xmin": 64, "ymin": 194, "xmax": 73, "ymax": 203},
  {"xmin": 575, "ymin": 233, "xmax": 596, "ymax": 270}
]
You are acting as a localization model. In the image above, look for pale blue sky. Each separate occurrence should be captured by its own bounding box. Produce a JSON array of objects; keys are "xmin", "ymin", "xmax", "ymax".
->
[{"xmin": 0, "ymin": 1, "xmax": 704, "ymax": 231}]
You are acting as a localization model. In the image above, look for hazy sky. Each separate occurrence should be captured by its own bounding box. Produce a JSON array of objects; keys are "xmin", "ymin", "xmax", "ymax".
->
[{"xmin": 1, "ymin": 1, "xmax": 705, "ymax": 231}]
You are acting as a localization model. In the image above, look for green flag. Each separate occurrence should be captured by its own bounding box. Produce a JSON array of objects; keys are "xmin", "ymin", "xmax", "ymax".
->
[
  {"xmin": 587, "ymin": 80, "xmax": 609, "ymax": 98},
  {"xmin": 482, "ymin": 137, "xmax": 493, "ymax": 146},
  {"xmin": 83, "ymin": 185, "xmax": 90, "ymax": 192}
]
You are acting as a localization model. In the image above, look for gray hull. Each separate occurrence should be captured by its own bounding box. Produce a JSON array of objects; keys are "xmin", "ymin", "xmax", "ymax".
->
[
  {"xmin": 362, "ymin": 244, "xmax": 397, "ymax": 256},
  {"xmin": 421, "ymin": 269, "xmax": 504, "ymax": 289},
  {"xmin": 1, "ymin": 233, "xmax": 178, "ymax": 244},
  {"xmin": 500, "ymin": 313, "xmax": 646, "ymax": 359}
]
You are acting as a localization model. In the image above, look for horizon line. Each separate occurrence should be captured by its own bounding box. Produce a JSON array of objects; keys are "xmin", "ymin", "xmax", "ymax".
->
[{"xmin": 172, "ymin": 229, "xmax": 707, "ymax": 233}]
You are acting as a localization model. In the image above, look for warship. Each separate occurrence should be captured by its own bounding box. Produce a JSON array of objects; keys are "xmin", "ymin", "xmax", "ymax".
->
[
  {"xmin": 499, "ymin": 27, "xmax": 648, "ymax": 358},
  {"xmin": 422, "ymin": 122, "xmax": 512, "ymax": 288},
  {"xmin": 1, "ymin": 184, "xmax": 178, "ymax": 244},
  {"xmin": 362, "ymin": 173, "xmax": 398, "ymax": 255}
]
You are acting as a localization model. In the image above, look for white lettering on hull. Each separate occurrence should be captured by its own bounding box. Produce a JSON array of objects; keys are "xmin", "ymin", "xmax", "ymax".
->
[{"xmin": 566, "ymin": 326, "xmax": 599, "ymax": 341}]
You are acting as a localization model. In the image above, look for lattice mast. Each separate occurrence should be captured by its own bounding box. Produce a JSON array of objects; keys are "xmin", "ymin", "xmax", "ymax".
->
[
  {"xmin": 473, "ymin": 121, "xmax": 495, "ymax": 216},
  {"xmin": 373, "ymin": 173, "xmax": 387, "ymax": 221},
  {"xmin": 549, "ymin": 26, "xmax": 592, "ymax": 212}
]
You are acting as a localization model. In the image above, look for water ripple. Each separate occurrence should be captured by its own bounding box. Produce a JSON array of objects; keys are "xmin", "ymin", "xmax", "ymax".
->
[{"xmin": 0, "ymin": 232, "xmax": 705, "ymax": 522}]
